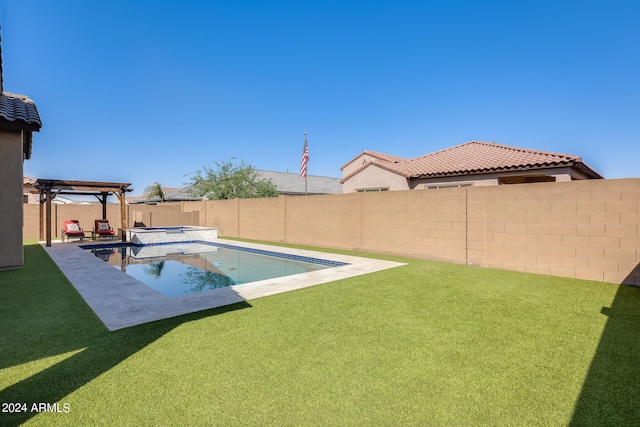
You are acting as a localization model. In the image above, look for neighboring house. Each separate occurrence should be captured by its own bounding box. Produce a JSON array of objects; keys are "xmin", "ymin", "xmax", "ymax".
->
[
  {"xmin": 254, "ymin": 170, "xmax": 341, "ymax": 196},
  {"xmin": 50, "ymin": 195, "xmax": 96, "ymax": 205},
  {"xmin": 127, "ymin": 187, "xmax": 200, "ymax": 204},
  {"xmin": 23, "ymin": 175, "xmax": 38, "ymax": 203},
  {"xmin": 129, "ymin": 170, "xmax": 342, "ymax": 203},
  {"xmin": 340, "ymin": 141, "xmax": 603, "ymax": 193}
]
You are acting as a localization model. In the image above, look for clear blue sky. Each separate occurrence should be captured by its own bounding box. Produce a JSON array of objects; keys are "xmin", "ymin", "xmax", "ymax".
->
[{"xmin": 2, "ymin": 0, "xmax": 638, "ymax": 195}]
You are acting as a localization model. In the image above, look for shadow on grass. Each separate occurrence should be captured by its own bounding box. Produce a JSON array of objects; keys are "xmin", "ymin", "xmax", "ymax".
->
[
  {"xmin": 0, "ymin": 243, "xmax": 251, "ymax": 426},
  {"xmin": 569, "ymin": 276, "xmax": 640, "ymax": 425}
]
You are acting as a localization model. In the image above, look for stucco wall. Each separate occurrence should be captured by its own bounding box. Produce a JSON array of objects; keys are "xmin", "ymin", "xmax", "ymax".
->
[
  {"xmin": 0, "ymin": 130, "xmax": 25, "ymax": 270},
  {"xmin": 342, "ymin": 164, "xmax": 410, "ymax": 193},
  {"xmin": 340, "ymin": 152, "xmax": 377, "ymax": 177},
  {"xmin": 344, "ymin": 165, "xmax": 592, "ymax": 193},
  {"xmin": 408, "ymin": 167, "xmax": 582, "ymax": 189}
]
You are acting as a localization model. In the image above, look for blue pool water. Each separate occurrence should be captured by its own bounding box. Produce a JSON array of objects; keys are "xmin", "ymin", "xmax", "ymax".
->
[{"xmin": 83, "ymin": 242, "xmax": 346, "ymax": 297}]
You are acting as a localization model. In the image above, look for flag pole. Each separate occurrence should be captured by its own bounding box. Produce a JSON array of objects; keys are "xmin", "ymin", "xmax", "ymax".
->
[{"xmin": 304, "ymin": 130, "xmax": 308, "ymax": 195}]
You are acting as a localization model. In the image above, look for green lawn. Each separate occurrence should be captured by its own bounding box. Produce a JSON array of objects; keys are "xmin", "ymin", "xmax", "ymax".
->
[{"xmin": 1, "ymin": 240, "xmax": 639, "ymax": 426}]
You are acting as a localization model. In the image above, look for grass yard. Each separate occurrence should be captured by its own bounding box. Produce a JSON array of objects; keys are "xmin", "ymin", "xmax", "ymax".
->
[{"xmin": 1, "ymin": 240, "xmax": 639, "ymax": 426}]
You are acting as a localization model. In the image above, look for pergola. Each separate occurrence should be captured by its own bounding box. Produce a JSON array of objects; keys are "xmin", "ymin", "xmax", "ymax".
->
[{"xmin": 34, "ymin": 179, "xmax": 132, "ymax": 246}]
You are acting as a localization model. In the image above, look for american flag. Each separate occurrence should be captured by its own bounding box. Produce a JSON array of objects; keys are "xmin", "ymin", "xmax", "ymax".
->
[{"xmin": 300, "ymin": 134, "xmax": 309, "ymax": 178}]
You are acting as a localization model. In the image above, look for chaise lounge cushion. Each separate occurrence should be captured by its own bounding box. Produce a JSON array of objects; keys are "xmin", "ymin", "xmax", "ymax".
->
[{"xmin": 66, "ymin": 223, "xmax": 80, "ymax": 232}]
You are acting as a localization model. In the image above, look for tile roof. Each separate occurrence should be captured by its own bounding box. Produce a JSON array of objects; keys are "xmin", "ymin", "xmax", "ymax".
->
[
  {"xmin": 341, "ymin": 141, "xmax": 602, "ymax": 183},
  {"xmin": 405, "ymin": 141, "xmax": 588, "ymax": 177},
  {"xmin": 0, "ymin": 92, "xmax": 42, "ymax": 131},
  {"xmin": 361, "ymin": 150, "xmax": 408, "ymax": 163},
  {"xmin": 128, "ymin": 187, "xmax": 198, "ymax": 204},
  {"xmin": 256, "ymin": 170, "xmax": 342, "ymax": 195}
]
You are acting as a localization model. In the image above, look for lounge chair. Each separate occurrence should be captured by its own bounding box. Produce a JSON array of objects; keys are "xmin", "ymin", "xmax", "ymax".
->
[
  {"xmin": 61, "ymin": 220, "xmax": 85, "ymax": 242},
  {"xmin": 94, "ymin": 219, "xmax": 116, "ymax": 239}
]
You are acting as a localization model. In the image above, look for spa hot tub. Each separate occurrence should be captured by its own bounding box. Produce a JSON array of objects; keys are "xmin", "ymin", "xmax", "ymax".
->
[{"xmin": 126, "ymin": 226, "xmax": 218, "ymax": 245}]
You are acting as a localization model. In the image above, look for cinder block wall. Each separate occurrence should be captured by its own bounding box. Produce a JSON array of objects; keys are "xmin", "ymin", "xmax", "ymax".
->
[
  {"xmin": 464, "ymin": 179, "xmax": 639, "ymax": 283},
  {"xmin": 364, "ymin": 188, "xmax": 466, "ymax": 263},
  {"xmin": 286, "ymin": 193, "xmax": 362, "ymax": 251},
  {"xmin": 203, "ymin": 199, "xmax": 238, "ymax": 236},
  {"xmin": 24, "ymin": 178, "xmax": 640, "ymax": 285},
  {"xmin": 23, "ymin": 204, "xmax": 40, "ymax": 240},
  {"xmin": 204, "ymin": 178, "xmax": 637, "ymax": 285},
  {"xmin": 238, "ymin": 197, "xmax": 286, "ymax": 242}
]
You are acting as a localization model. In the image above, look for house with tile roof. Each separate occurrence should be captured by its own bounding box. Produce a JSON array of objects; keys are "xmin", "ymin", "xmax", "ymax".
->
[
  {"xmin": 127, "ymin": 187, "xmax": 194, "ymax": 204},
  {"xmin": 23, "ymin": 175, "xmax": 38, "ymax": 203},
  {"xmin": 0, "ymin": 41, "xmax": 42, "ymax": 269},
  {"xmin": 340, "ymin": 141, "xmax": 602, "ymax": 193}
]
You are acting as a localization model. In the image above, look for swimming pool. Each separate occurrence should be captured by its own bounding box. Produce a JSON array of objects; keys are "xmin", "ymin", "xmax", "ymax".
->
[
  {"xmin": 83, "ymin": 241, "xmax": 347, "ymax": 297},
  {"xmin": 48, "ymin": 238, "xmax": 405, "ymax": 330}
]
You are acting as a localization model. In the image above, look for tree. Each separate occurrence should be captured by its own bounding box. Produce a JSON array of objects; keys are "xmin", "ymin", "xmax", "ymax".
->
[
  {"xmin": 181, "ymin": 266, "xmax": 235, "ymax": 292},
  {"xmin": 186, "ymin": 158, "xmax": 279, "ymax": 200},
  {"xmin": 144, "ymin": 182, "xmax": 165, "ymax": 204}
]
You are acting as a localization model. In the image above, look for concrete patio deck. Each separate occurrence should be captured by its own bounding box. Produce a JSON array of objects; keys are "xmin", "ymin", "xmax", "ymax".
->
[{"xmin": 43, "ymin": 239, "xmax": 405, "ymax": 331}]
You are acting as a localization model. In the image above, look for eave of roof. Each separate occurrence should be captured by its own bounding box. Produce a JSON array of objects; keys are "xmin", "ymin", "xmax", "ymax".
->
[
  {"xmin": 339, "ymin": 160, "xmax": 412, "ymax": 184},
  {"xmin": 340, "ymin": 150, "xmax": 408, "ymax": 171},
  {"xmin": 405, "ymin": 141, "xmax": 593, "ymax": 178},
  {"xmin": 0, "ymin": 92, "xmax": 42, "ymax": 131}
]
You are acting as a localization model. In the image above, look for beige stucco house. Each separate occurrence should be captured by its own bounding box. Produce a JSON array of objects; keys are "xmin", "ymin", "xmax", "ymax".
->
[
  {"xmin": 340, "ymin": 141, "xmax": 602, "ymax": 193},
  {"xmin": 0, "ymin": 87, "xmax": 42, "ymax": 269},
  {"xmin": 23, "ymin": 175, "xmax": 38, "ymax": 203}
]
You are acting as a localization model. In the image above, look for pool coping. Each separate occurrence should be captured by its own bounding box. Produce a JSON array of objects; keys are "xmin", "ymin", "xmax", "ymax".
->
[{"xmin": 42, "ymin": 239, "xmax": 406, "ymax": 331}]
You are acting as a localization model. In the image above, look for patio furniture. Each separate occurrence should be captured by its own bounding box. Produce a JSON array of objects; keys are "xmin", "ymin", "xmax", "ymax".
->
[
  {"xmin": 94, "ymin": 219, "xmax": 117, "ymax": 240},
  {"xmin": 61, "ymin": 220, "xmax": 84, "ymax": 242}
]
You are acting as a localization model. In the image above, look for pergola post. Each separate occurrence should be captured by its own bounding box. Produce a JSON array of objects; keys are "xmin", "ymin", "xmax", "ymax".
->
[
  {"xmin": 101, "ymin": 192, "xmax": 108, "ymax": 219},
  {"xmin": 39, "ymin": 189, "xmax": 44, "ymax": 241},
  {"xmin": 118, "ymin": 190, "xmax": 127, "ymax": 242},
  {"xmin": 45, "ymin": 187, "xmax": 52, "ymax": 247}
]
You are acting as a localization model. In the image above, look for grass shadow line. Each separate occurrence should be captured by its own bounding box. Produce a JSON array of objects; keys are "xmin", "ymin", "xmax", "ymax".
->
[{"xmin": 569, "ymin": 281, "xmax": 640, "ymax": 425}]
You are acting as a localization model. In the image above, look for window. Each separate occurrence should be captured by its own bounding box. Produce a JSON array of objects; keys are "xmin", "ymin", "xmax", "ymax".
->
[
  {"xmin": 498, "ymin": 176, "xmax": 555, "ymax": 185},
  {"xmin": 425, "ymin": 183, "xmax": 472, "ymax": 189},
  {"xmin": 356, "ymin": 187, "xmax": 389, "ymax": 192}
]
